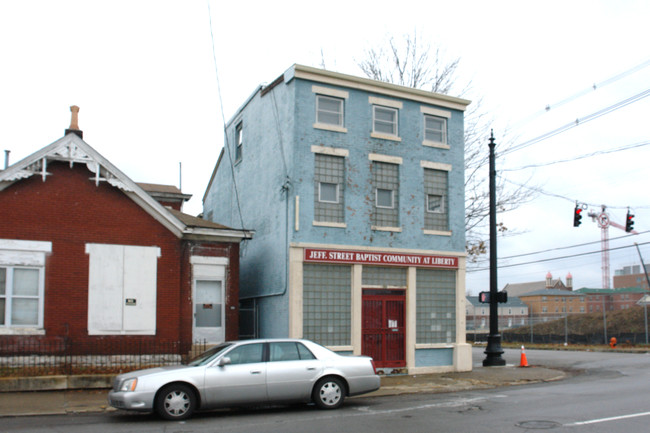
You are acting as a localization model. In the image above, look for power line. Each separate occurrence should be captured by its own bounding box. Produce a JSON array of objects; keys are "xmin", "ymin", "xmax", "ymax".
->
[
  {"xmin": 502, "ymin": 140, "xmax": 650, "ymax": 172},
  {"xmin": 500, "ymin": 88, "xmax": 650, "ymax": 157},
  {"xmin": 498, "ymin": 176, "xmax": 650, "ymax": 210},
  {"xmin": 510, "ymin": 57, "xmax": 650, "ymax": 129},
  {"xmin": 468, "ymin": 241, "xmax": 650, "ymax": 272}
]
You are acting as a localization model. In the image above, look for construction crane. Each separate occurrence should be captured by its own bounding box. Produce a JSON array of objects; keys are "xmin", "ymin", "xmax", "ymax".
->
[{"xmin": 587, "ymin": 205, "xmax": 637, "ymax": 288}]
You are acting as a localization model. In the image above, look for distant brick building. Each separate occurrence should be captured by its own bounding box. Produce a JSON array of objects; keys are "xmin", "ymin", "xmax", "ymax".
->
[
  {"xmin": 0, "ymin": 111, "xmax": 251, "ymax": 355},
  {"xmin": 613, "ymin": 264, "xmax": 650, "ymax": 290}
]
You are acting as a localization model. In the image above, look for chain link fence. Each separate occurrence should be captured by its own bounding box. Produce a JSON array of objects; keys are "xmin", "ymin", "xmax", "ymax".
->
[{"xmin": 467, "ymin": 305, "xmax": 650, "ymax": 346}]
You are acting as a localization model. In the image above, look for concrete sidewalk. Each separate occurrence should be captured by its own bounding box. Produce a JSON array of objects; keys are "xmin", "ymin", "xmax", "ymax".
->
[{"xmin": 0, "ymin": 365, "xmax": 566, "ymax": 417}]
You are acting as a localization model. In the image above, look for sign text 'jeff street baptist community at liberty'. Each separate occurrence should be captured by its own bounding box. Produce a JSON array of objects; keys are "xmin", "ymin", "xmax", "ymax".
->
[{"xmin": 304, "ymin": 248, "xmax": 458, "ymax": 268}]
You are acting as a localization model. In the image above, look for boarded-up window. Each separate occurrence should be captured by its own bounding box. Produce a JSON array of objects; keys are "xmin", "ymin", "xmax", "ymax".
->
[{"xmin": 86, "ymin": 244, "xmax": 160, "ymax": 335}]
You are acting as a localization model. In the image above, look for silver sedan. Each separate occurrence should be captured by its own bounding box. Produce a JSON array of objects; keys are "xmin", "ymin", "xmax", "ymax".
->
[{"xmin": 108, "ymin": 338, "xmax": 380, "ymax": 420}]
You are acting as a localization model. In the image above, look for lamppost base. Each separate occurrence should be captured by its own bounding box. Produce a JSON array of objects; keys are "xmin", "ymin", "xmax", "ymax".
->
[{"xmin": 483, "ymin": 334, "xmax": 506, "ymax": 366}]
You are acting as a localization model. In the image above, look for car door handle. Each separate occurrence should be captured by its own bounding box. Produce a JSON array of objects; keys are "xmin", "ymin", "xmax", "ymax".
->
[
  {"xmin": 250, "ymin": 370, "xmax": 262, "ymax": 375},
  {"xmin": 306, "ymin": 367, "xmax": 317, "ymax": 371}
]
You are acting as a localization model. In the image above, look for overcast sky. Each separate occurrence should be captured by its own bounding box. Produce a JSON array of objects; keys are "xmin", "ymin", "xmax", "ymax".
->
[{"xmin": 2, "ymin": 0, "xmax": 649, "ymax": 293}]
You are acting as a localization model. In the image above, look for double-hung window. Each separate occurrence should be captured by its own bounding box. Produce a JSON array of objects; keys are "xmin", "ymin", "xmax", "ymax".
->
[
  {"xmin": 370, "ymin": 97, "xmax": 402, "ymax": 141},
  {"xmin": 0, "ymin": 239, "xmax": 50, "ymax": 332},
  {"xmin": 312, "ymin": 86, "xmax": 348, "ymax": 132},
  {"xmin": 424, "ymin": 115, "xmax": 447, "ymax": 144},
  {"xmin": 316, "ymin": 95, "xmax": 344, "ymax": 127},
  {"xmin": 373, "ymin": 106, "xmax": 398, "ymax": 136}
]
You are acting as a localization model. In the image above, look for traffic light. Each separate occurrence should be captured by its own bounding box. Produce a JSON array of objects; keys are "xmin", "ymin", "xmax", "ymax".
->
[
  {"xmin": 573, "ymin": 205, "xmax": 582, "ymax": 227},
  {"xmin": 626, "ymin": 210, "xmax": 635, "ymax": 232}
]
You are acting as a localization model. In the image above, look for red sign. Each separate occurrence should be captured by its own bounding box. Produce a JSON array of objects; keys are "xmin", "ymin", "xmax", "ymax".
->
[{"xmin": 304, "ymin": 248, "xmax": 458, "ymax": 269}]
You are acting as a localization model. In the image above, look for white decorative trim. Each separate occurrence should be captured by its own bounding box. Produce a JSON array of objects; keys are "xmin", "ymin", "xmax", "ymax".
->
[
  {"xmin": 420, "ymin": 106, "xmax": 452, "ymax": 118},
  {"xmin": 422, "ymin": 140, "xmax": 450, "ymax": 150},
  {"xmin": 423, "ymin": 229, "xmax": 453, "ymax": 236},
  {"xmin": 312, "ymin": 85, "xmax": 349, "ymax": 99},
  {"xmin": 370, "ymin": 132, "xmax": 402, "ymax": 142},
  {"xmin": 371, "ymin": 225, "xmax": 402, "ymax": 232},
  {"xmin": 0, "ymin": 239, "xmax": 52, "ymax": 253},
  {"xmin": 293, "ymin": 65, "xmax": 471, "ymax": 112},
  {"xmin": 313, "ymin": 221, "xmax": 347, "ymax": 228},
  {"xmin": 0, "ymin": 328, "xmax": 46, "ymax": 335},
  {"xmin": 369, "ymin": 96, "xmax": 403, "ymax": 109},
  {"xmin": 420, "ymin": 160, "xmax": 452, "ymax": 171},
  {"xmin": 311, "ymin": 145, "xmax": 349, "ymax": 157},
  {"xmin": 313, "ymin": 123, "xmax": 348, "ymax": 133},
  {"xmin": 369, "ymin": 153, "xmax": 403, "ymax": 164},
  {"xmin": 190, "ymin": 256, "xmax": 229, "ymax": 266}
]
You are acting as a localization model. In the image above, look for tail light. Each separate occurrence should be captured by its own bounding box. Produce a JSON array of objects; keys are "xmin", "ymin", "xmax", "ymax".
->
[{"xmin": 370, "ymin": 359, "xmax": 378, "ymax": 375}]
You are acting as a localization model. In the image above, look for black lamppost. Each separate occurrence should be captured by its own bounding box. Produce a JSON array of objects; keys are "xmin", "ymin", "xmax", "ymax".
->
[{"xmin": 483, "ymin": 131, "xmax": 506, "ymax": 366}]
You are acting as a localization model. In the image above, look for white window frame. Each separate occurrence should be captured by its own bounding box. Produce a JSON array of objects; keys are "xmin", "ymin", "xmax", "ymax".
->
[
  {"xmin": 426, "ymin": 193, "xmax": 445, "ymax": 214},
  {"xmin": 235, "ymin": 122, "xmax": 243, "ymax": 162},
  {"xmin": 318, "ymin": 181, "xmax": 339, "ymax": 204},
  {"xmin": 373, "ymin": 106, "xmax": 398, "ymax": 137},
  {"xmin": 424, "ymin": 114, "xmax": 447, "ymax": 144},
  {"xmin": 0, "ymin": 239, "xmax": 51, "ymax": 334},
  {"xmin": 376, "ymin": 188, "xmax": 395, "ymax": 209},
  {"xmin": 316, "ymin": 95, "xmax": 344, "ymax": 128},
  {"xmin": 0, "ymin": 267, "xmax": 45, "ymax": 329}
]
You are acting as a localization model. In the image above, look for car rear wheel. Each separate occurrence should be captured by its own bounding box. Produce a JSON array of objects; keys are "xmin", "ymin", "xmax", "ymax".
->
[
  {"xmin": 313, "ymin": 376, "xmax": 345, "ymax": 409},
  {"xmin": 155, "ymin": 384, "xmax": 196, "ymax": 420}
]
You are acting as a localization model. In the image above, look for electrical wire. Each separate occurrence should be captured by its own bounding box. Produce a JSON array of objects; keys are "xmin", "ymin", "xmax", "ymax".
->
[
  {"xmin": 206, "ymin": 0, "xmax": 246, "ymax": 231},
  {"xmin": 502, "ymin": 140, "xmax": 650, "ymax": 172},
  {"xmin": 468, "ymin": 241, "xmax": 650, "ymax": 272},
  {"xmin": 500, "ymin": 88, "xmax": 650, "ymax": 157},
  {"xmin": 510, "ymin": 57, "xmax": 650, "ymax": 129}
]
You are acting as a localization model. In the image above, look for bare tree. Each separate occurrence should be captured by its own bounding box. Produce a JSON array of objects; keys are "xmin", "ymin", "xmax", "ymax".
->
[{"xmin": 356, "ymin": 32, "xmax": 534, "ymax": 261}]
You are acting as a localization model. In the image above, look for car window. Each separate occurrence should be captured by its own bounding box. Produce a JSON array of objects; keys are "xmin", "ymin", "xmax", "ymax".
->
[
  {"xmin": 226, "ymin": 343, "xmax": 264, "ymax": 365},
  {"xmin": 297, "ymin": 343, "xmax": 317, "ymax": 360},
  {"xmin": 187, "ymin": 343, "xmax": 232, "ymax": 366},
  {"xmin": 270, "ymin": 342, "xmax": 301, "ymax": 362}
]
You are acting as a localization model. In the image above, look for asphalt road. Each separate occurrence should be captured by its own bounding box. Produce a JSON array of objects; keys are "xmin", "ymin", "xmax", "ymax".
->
[{"xmin": 2, "ymin": 348, "xmax": 649, "ymax": 432}]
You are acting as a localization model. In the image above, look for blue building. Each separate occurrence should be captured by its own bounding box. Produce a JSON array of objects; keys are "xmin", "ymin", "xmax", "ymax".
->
[{"xmin": 203, "ymin": 64, "xmax": 471, "ymax": 373}]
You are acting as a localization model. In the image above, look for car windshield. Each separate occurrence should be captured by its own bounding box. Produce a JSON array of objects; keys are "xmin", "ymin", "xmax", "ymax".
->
[{"xmin": 186, "ymin": 343, "xmax": 233, "ymax": 366}]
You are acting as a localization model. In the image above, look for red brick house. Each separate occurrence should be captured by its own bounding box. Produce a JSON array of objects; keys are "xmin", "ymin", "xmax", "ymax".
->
[{"xmin": 0, "ymin": 116, "xmax": 251, "ymax": 358}]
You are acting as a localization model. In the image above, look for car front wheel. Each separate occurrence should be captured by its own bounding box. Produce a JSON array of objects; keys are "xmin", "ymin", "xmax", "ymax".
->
[
  {"xmin": 313, "ymin": 376, "xmax": 345, "ymax": 410},
  {"xmin": 155, "ymin": 383, "xmax": 196, "ymax": 420}
]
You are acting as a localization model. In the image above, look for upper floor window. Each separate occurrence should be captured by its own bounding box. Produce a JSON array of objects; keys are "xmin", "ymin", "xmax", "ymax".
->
[
  {"xmin": 314, "ymin": 153, "xmax": 345, "ymax": 225},
  {"xmin": 371, "ymin": 161, "xmax": 399, "ymax": 228},
  {"xmin": 313, "ymin": 86, "xmax": 348, "ymax": 133},
  {"xmin": 235, "ymin": 122, "xmax": 243, "ymax": 162},
  {"xmin": 424, "ymin": 115, "xmax": 447, "ymax": 144},
  {"xmin": 422, "ymin": 163, "xmax": 451, "ymax": 233},
  {"xmin": 316, "ymin": 95, "xmax": 343, "ymax": 127},
  {"xmin": 373, "ymin": 106, "xmax": 398, "ymax": 136}
]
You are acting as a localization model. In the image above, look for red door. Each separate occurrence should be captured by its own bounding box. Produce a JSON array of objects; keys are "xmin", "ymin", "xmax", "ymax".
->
[{"xmin": 362, "ymin": 289, "xmax": 405, "ymax": 368}]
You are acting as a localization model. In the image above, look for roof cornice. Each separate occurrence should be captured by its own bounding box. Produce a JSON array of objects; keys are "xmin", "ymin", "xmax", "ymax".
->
[{"xmin": 289, "ymin": 64, "xmax": 471, "ymax": 112}]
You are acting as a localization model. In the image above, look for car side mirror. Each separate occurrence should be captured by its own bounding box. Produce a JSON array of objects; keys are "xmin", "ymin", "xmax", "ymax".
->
[{"xmin": 218, "ymin": 357, "xmax": 231, "ymax": 367}]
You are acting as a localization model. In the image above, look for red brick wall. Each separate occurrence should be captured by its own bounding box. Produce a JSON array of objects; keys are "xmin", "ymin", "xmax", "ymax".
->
[{"xmin": 0, "ymin": 161, "xmax": 238, "ymax": 350}]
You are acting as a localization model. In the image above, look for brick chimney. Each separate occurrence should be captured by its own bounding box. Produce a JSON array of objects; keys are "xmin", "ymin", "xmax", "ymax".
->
[{"xmin": 65, "ymin": 105, "xmax": 83, "ymax": 139}]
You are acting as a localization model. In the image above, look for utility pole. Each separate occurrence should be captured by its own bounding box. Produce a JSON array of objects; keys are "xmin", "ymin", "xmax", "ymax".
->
[{"xmin": 483, "ymin": 131, "xmax": 505, "ymax": 367}]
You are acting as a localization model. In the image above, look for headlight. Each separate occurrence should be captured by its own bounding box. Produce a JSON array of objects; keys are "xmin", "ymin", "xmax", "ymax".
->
[{"xmin": 119, "ymin": 378, "xmax": 138, "ymax": 392}]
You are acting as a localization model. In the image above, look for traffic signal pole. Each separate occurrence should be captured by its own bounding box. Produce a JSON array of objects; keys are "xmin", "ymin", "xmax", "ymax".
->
[{"xmin": 483, "ymin": 131, "xmax": 505, "ymax": 367}]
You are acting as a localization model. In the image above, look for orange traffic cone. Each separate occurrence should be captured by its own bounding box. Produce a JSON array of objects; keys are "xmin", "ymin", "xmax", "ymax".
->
[{"xmin": 519, "ymin": 345, "xmax": 529, "ymax": 367}]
